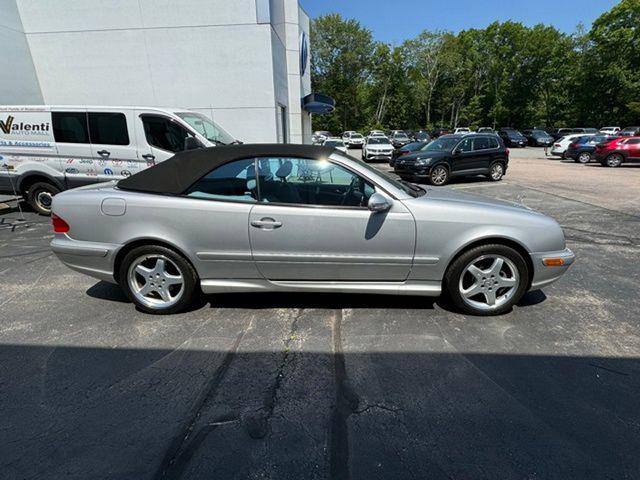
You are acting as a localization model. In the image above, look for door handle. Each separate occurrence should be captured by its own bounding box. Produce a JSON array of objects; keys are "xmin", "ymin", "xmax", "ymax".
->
[
  {"xmin": 97, "ymin": 150, "xmax": 111, "ymax": 157},
  {"xmin": 142, "ymin": 154, "xmax": 155, "ymax": 161},
  {"xmin": 251, "ymin": 218, "xmax": 282, "ymax": 229}
]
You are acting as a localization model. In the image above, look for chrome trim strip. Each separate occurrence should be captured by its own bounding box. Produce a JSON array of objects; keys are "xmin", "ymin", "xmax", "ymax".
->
[
  {"xmin": 196, "ymin": 251, "xmax": 253, "ymax": 261},
  {"xmin": 252, "ymin": 252, "xmax": 413, "ymax": 264}
]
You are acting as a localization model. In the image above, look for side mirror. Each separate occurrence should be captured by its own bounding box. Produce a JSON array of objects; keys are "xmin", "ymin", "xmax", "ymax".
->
[
  {"xmin": 453, "ymin": 148, "xmax": 462, "ymax": 155},
  {"xmin": 184, "ymin": 136, "xmax": 201, "ymax": 151},
  {"xmin": 368, "ymin": 192, "xmax": 392, "ymax": 212}
]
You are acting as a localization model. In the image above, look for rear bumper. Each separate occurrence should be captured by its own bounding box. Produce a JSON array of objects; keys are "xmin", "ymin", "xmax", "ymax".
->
[
  {"xmin": 529, "ymin": 248, "xmax": 575, "ymax": 289},
  {"xmin": 51, "ymin": 234, "xmax": 121, "ymax": 283}
]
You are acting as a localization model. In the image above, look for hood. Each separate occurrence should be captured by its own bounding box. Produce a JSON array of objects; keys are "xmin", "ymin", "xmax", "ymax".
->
[{"xmin": 418, "ymin": 187, "xmax": 541, "ymax": 214}]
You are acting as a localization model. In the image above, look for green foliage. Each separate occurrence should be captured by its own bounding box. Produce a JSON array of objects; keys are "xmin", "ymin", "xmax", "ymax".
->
[{"xmin": 310, "ymin": 1, "xmax": 640, "ymax": 132}]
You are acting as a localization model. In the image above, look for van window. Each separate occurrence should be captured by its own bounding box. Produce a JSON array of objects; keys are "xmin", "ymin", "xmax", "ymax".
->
[
  {"xmin": 141, "ymin": 115, "xmax": 193, "ymax": 153},
  {"xmin": 88, "ymin": 112, "xmax": 129, "ymax": 145},
  {"xmin": 52, "ymin": 112, "xmax": 89, "ymax": 144}
]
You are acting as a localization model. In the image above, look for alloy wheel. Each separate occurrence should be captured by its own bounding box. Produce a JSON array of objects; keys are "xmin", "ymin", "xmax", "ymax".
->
[
  {"xmin": 35, "ymin": 191, "xmax": 53, "ymax": 212},
  {"xmin": 578, "ymin": 152, "xmax": 591, "ymax": 164},
  {"xmin": 458, "ymin": 254, "xmax": 520, "ymax": 312},
  {"xmin": 430, "ymin": 166, "xmax": 448, "ymax": 185},
  {"xmin": 606, "ymin": 154, "xmax": 622, "ymax": 168},
  {"xmin": 490, "ymin": 163, "xmax": 504, "ymax": 180},
  {"xmin": 127, "ymin": 254, "xmax": 185, "ymax": 310}
]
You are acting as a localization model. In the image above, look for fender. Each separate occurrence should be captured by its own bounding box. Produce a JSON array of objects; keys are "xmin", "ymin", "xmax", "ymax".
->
[{"xmin": 17, "ymin": 171, "xmax": 65, "ymax": 192}]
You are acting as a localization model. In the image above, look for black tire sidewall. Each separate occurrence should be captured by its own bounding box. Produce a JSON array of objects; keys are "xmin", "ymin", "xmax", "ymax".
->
[
  {"xmin": 118, "ymin": 245, "xmax": 199, "ymax": 314},
  {"xmin": 27, "ymin": 182, "xmax": 60, "ymax": 215},
  {"xmin": 444, "ymin": 244, "xmax": 529, "ymax": 316}
]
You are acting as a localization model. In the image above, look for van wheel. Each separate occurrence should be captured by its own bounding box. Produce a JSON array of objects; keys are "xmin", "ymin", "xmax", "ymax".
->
[
  {"xmin": 119, "ymin": 245, "xmax": 198, "ymax": 315},
  {"xmin": 27, "ymin": 182, "xmax": 60, "ymax": 216},
  {"xmin": 488, "ymin": 162, "xmax": 505, "ymax": 181}
]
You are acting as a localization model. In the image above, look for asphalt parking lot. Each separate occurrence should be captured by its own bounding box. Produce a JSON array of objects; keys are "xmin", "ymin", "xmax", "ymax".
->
[{"xmin": 1, "ymin": 148, "xmax": 639, "ymax": 479}]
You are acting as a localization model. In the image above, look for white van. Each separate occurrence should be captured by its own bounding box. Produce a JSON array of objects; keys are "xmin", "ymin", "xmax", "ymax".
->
[{"xmin": 0, "ymin": 105, "xmax": 238, "ymax": 214}]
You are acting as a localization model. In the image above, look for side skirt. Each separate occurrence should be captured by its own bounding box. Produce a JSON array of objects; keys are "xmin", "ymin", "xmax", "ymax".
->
[{"xmin": 200, "ymin": 279, "xmax": 441, "ymax": 296}]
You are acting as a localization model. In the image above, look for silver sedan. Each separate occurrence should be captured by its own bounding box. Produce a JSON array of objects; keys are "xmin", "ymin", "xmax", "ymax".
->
[{"xmin": 50, "ymin": 144, "xmax": 575, "ymax": 316}]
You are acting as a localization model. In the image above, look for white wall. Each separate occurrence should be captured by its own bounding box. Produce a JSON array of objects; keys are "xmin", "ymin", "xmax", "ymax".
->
[{"xmin": 0, "ymin": 0, "xmax": 42, "ymax": 104}]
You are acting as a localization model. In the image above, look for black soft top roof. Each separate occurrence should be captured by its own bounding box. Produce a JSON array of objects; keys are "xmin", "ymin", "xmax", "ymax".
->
[{"xmin": 117, "ymin": 144, "xmax": 336, "ymax": 195}]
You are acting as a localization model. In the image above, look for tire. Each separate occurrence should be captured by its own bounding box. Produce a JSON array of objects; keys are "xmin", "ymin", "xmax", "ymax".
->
[
  {"xmin": 488, "ymin": 162, "xmax": 505, "ymax": 181},
  {"xmin": 577, "ymin": 152, "xmax": 592, "ymax": 164},
  {"xmin": 444, "ymin": 244, "xmax": 529, "ymax": 316},
  {"xmin": 118, "ymin": 245, "xmax": 199, "ymax": 314},
  {"xmin": 26, "ymin": 181, "xmax": 60, "ymax": 216},
  {"xmin": 605, "ymin": 153, "xmax": 623, "ymax": 168},
  {"xmin": 429, "ymin": 165, "xmax": 449, "ymax": 186}
]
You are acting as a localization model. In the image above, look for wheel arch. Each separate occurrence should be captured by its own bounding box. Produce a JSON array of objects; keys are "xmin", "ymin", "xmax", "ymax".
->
[
  {"xmin": 17, "ymin": 172, "xmax": 64, "ymax": 195},
  {"xmin": 444, "ymin": 236, "xmax": 534, "ymax": 290},
  {"xmin": 113, "ymin": 237, "xmax": 200, "ymax": 282}
]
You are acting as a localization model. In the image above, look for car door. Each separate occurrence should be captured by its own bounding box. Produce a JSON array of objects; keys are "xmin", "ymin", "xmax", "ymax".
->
[
  {"xmin": 450, "ymin": 137, "xmax": 479, "ymax": 174},
  {"xmin": 87, "ymin": 110, "xmax": 141, "ymax": 181},
  {"xmin": 248, "ymin": 156, "xmax": 415, "ymax": 281},
  {"xmin": 50, "ymin": 108, "xmax": 97, "ymax": 188},
  {"xmin": 623, "ymin": 138, "xmax": 640, "ymax": 161},
  {"xmin": 135, "ymin": 111, "xmax": 199, "ymax": 166},
  {"xmin": 470, "ymin": 136, "xmax": 497, "ymax": 170}
]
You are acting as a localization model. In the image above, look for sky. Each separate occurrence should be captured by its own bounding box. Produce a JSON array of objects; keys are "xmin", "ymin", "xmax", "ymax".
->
[{"xmin": 301, "ymin": 0, "xmax": 620, "ymax": 43}]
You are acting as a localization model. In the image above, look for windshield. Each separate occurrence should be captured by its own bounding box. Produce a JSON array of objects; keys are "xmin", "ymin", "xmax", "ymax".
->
[
  {"xmin": 394, "ymin": 134, "xmax": 409, "ymax": 140},
  {"xmin": 532, "ymin": 130, "xmax": 548, "ymax": 137},
  {"xmin": 351, "ymin": 134, "xmax": 363, "ymax": 139},
  {"xmin": 423, "ymin": 137, "xmax": 459, "ymax": 152},
  {"xmin": 507, "ymin": 131, "xmax": 524, "ymax": 138},
  {"xmin": 341, "ymin": 154, "xmax": 425, "ymax": 198},
  {"xmin": 368, "ymin": 137, "xmax": 391, "ymax": 145},
  {"xmin": 176, "ymin": 112, "xmax": 236, "ymax": 145}
]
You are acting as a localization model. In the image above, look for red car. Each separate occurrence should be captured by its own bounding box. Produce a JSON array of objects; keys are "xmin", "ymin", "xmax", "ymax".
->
[{"xmin": 594, "ymin": 136, "xmax": 640, "ymax": 167}]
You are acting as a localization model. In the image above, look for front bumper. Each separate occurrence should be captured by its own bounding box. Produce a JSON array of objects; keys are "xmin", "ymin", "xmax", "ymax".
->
[
  {"xmin": 529, "ymin": 248, "xmax": 575, "ymax": 289},
  {"xmin": 365, "ymin": 151, "xmax": 393, "ymax": 160},
  {"xmin": 51, "ymin": 234, "xmax": 121, "ymax": 283}
]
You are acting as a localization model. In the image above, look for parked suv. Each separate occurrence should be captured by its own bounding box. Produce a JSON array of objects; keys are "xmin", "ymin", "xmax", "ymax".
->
[
  {"xmin": 594, "ymin": 136, "xmax": 640, "ymax": 167},
  {"xmin": 394, "ymin": 134, "xmax": 509, "ymax": 186},
  {"xmin": 390, "ymin": 131, "xmax": 411, "ymax": 148},
  {"xmin": 0, "ymin": 105, "xmax": 237, "ymax": 214},
  {"xmin": 342, "ymin": 131, "xmax": 365, "ymax": 149},
  {"xmin": 619, "ymin": 126, "xmax": 640, "ymax": 137},
  {"xmin": 498, "ymin": 128, "xmax": 528, "ymax": 147},
  {"xmin": 362, "ymin": 136, "xmax": 394, "ymax": 162}
]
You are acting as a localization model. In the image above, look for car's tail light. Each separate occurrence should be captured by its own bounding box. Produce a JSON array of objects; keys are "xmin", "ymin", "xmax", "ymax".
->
[
  {"xmin": 52, "ymin": 213, "xmax": 70, "ymax": 233},
  {"xmin": 569, "ymin": 142, "xmax": 578, "ymax": 148},
  {"xmin": 505, "ymin": 148, "xmax": 510, "ymax": 156},
  {"xmin": 554, "ymin": 143, "xmax": 561, "ymax": 147}
]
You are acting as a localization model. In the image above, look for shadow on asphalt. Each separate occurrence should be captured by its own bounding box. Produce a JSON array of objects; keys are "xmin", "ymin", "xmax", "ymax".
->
[
  {"xmin": 1, "ymin": 342, "xmax": 638, "ymax": 479},
  {"xmin": 87, "ymin": 281, "xmax": 548, "ymax": 316}
]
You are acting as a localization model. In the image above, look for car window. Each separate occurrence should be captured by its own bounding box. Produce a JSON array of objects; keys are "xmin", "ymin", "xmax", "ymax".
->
[
  {"xmin": 472, "ymin": 137, "xmax": 491, "ymax": 151},
  {"xmin": 255, "ymin": 157, "xmax": 374, "ymax": 208},
  {"xmin": 488, "ymin": 137, "xmax": 499, "ymax": 148},
  {"xmin": 52, "ymin": 112, "xmax": 89, "ymax": 144},
  {"xmin": 88, "ymin": 112, "xmax": 129, "ymax": 145},
  {"xmin": 185, "ymin": 158, "xmax": 257, "ymax": 202},
  {"xmin": 626, "ymin": 139, "xmax": 640, "ymax": 145},
  {"xmin": 141, "ymin": 115, "xmax": 195, "ymax": 153},
  {"xmin": 457, "ymin": 138, "xmax": 473, "ymax": 152}
]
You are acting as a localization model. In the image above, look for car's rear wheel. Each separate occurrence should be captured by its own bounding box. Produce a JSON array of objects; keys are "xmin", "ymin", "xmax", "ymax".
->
[
  {"xmin": 445, "ymin": 244, "xmax": 529, "ymax": 316},
  {"xmin": 577, "ymin": 152, "xmax": 592, "ymax": 164},
  {"xmin": 488, "ymin": 162, "xmax": 505, "ymax": 181},
  {"xmin": 119, "ymin": 245, "xmax": 198, "ymax": 314},
  {"xmin": 429, "ymin": 165, "xmax": 449, "ymax": 186},
  {"xmin": 26, "ymin": 181, "xmax": 60, "ymax": 216},
  {"xmin": 605, "ymin": 153, "xmax": 623, "ymax": 168}
]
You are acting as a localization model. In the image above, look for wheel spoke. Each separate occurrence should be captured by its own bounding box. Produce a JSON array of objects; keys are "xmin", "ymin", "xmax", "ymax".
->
[
  {"xmin": 467, "ymin": 264, "xmax": 485, "ymax": 280},
  {"xmin": 154, "ymin": 258, "xmax": 166, "ymax": 273},
  {"xmin": 484, "ymin": 289, "xmax": 497, "ymax": 306},
  {"xmin": 164, "ymin": 274, "xmax": 183, "ymax": 286},
  {"xmin": 499, "ymin": 276, "xmax": 517, "ymax": 288},
  {"xmin": 135, "ymin": 265, "xmax": 153, "ymax": 277},
  {"xmin": 489, "ymin": 258, "xmax": 504, "ymax": 276},
  {"xmin": 138, "ymin": 282, "xmax": 153, "ymax": 297},
  {"xmin": 462, "ymin": 282, "xmax": 483, "ymax": 299},
  {"xmin": 157, "ymin": 287, "xmax": 170, "ymax": 302}
]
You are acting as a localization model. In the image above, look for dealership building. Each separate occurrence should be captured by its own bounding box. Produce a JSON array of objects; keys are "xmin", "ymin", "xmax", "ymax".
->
[{"xmin": 0, "ymin": 0, "xmax": 333, "ymax": 144}]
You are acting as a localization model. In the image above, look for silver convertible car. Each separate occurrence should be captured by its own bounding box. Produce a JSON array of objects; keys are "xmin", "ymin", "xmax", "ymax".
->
[{"xmin": 51, "ymin": 144, "xmax": 575, "ymax": 316}]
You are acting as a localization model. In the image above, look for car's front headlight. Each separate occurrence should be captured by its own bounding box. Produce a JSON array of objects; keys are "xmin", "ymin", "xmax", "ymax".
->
[{"xmin": 415, "ymin": 158, "xmax": 431, "ymax": 166}]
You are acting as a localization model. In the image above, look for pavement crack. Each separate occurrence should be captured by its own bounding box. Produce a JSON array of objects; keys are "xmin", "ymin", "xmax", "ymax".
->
[
  {"xmin": 155, "ymin": 323, "xmax": 250, "ymax": 480},
  {"xmin": 329, "ymin": 308, "xmax": 361, "ymax": 480}
]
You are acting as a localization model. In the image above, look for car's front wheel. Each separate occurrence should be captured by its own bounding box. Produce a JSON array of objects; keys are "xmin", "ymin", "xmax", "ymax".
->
[
  {"xmin": 119, "ymin": 245, "xmax": 199, "ymax": 314},
  {"xmin": 445, "ymin": 244, "xmax": 529, "ymax": 316},
  {"xmin": 429, "ymin": 165, "xmax": 449, "ymax": 186}
]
